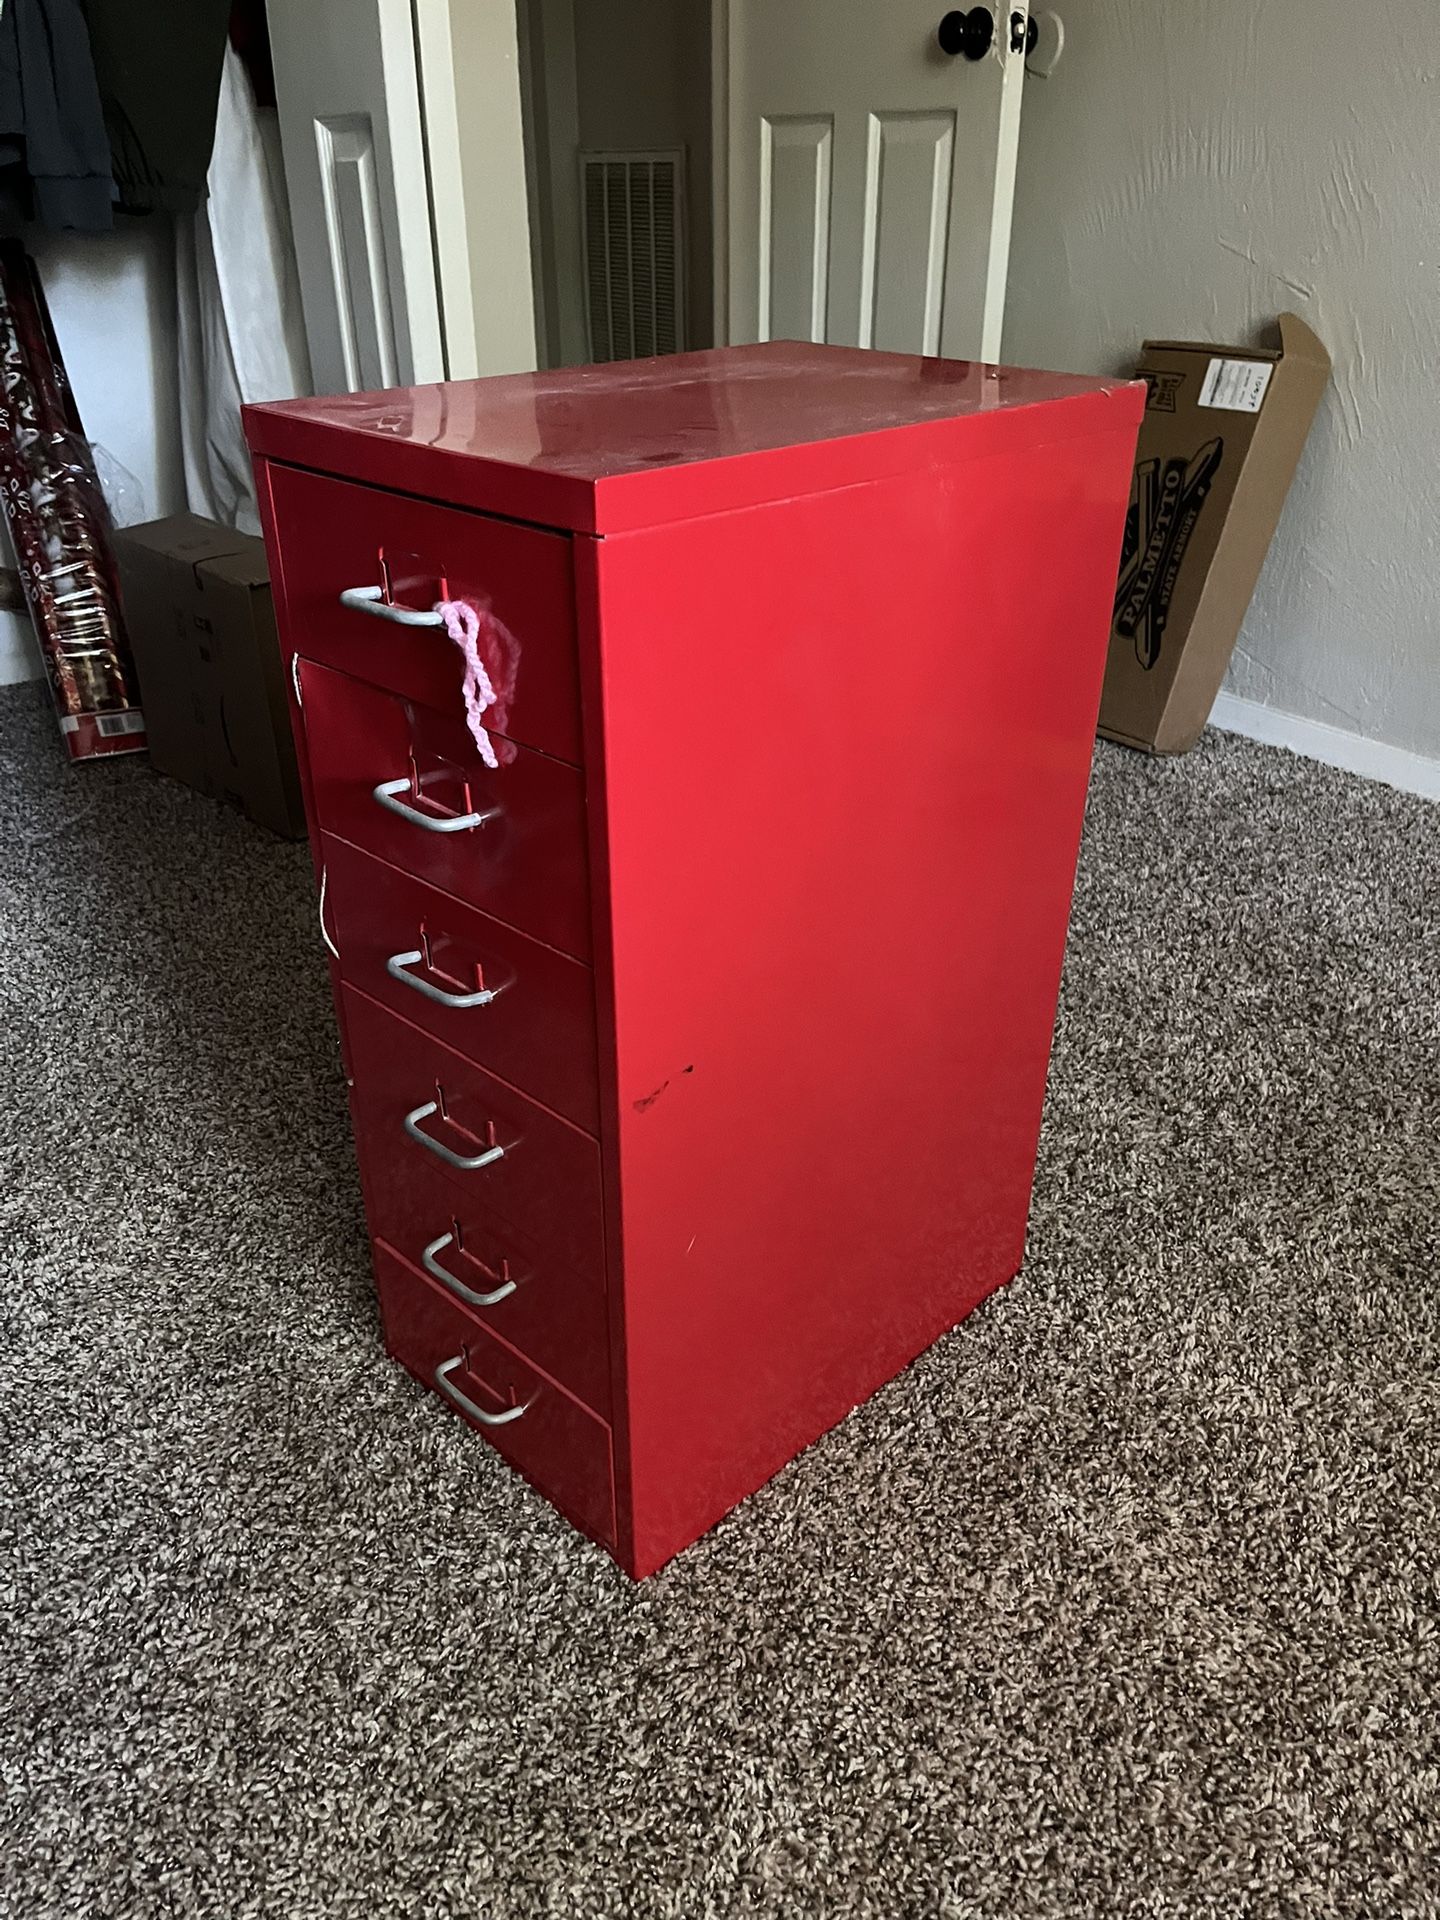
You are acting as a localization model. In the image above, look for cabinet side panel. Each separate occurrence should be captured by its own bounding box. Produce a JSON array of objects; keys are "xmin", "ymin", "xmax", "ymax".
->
[{"xmin": 596, "ymin": 422, "xmax": 1139, "ymax": 1576}]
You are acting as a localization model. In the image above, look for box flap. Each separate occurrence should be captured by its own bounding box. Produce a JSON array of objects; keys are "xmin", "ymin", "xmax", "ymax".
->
[
  {"xmin": 1141, "ymin": 337, "xmax": 1283, "ymax": 362},
  {"xmin": 1141, "ymin": 312, "xmax": 1331, "ymax": 373},
  {"xmin": 1274, "ymin": 311, "xmax": 1332, "ymax": 372},
  {"xmin": 113, "ymin": 513, "xmax": 257, "ymax": 569},
  {"xmin": 202, "ymin": 537, "xmax": 271, "ymax": 593}
]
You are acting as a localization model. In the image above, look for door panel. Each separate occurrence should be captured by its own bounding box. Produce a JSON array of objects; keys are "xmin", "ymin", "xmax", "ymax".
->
[
  {"xmin": 269, "ymin": 0, "xmax": 444, "ymax": 393},
  {"xmin": 725, "ymin": 1, "xmax": 1028, "ymax": 361},
  {"xmin": 860, "ymin": 112, "xmax": 955, "ymax": 355},
  {"xmin": 759, "ymin": 116, "xmax": 833, "ymax": 343},
  {"xmin": 311, "ymin": 114, "xmax": 402, "ymax": 390}
]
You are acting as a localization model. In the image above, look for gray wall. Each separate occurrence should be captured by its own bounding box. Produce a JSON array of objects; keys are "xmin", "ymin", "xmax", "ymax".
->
[
  {"xmin": 1004, "ymin": 0, "xmax": 1439, "ymax": 757},
  {"xmin": 571, "ymin": 0, "xmax": 713, "ymax": 350}
]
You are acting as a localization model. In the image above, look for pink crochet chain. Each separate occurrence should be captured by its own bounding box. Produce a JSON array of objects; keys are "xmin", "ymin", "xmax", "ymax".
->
[{"xmin": 435, "ymin": 598, "xmax": 501, "ymax": 769}]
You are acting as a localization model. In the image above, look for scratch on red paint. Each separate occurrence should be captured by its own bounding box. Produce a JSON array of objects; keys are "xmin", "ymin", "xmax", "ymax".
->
[{"xmin": 633, "ymin": 1065, "xmax": 695, "ymax": 1112}]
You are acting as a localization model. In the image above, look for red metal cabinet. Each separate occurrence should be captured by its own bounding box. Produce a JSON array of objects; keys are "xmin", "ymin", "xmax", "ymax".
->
[
  {"xmin": 321, "ymin": 833, "xmax": 599, "ymax": 1132},
  {"xmin": 301, "ymin": 661, "xmax": 591, "ymax": 959},
  {"xmin": 248, "ymin": 342, "xmax": 1143, "ymax": 1578},
  {"xmin": 266, "ymin": 462, "xmax": 582, "ymax": 763},
  {"xmin": 341, "ymin": 982, "xmax": 606, "ymax": 1295},
  {"xmin": 373, "ymin": 1242, "xmax": 617, "ymax": 1549}
]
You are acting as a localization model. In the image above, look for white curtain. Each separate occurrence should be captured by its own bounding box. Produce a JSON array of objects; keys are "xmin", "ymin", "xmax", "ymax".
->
[{"xmin": 176, "ymin": 45, "xmax": 311, "ymax": 535}]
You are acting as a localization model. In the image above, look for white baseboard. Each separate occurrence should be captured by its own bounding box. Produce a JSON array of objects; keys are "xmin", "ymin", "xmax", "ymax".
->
[{"xmin": 1209, "ymin": 691, "xmax": 1440, "ymax": 804}]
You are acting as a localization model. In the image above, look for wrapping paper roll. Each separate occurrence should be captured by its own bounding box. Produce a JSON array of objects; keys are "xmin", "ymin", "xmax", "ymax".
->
[{"xmin": 0, "ymin": 239, "xmax": 146, "ymax": 761}]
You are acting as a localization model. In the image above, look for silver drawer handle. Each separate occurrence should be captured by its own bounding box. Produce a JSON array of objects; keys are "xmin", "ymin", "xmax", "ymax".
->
[
  {"xmin": 373, "ymin": 777, "xmax": 499, "ymax": 835},
  {"xmin": 387, "ymin": 950, "xmax": 501, "ymax": 1008},
  {"xmin": 423, "ymin": 1232, "xmax": 519, "ymax": 1307},
  {"xmin": 403, "ymin": 1099, "xmax": 505, "ymax": 1171},
  {"xmin": 435, "ymin": 1353, "xmax": 531, "ymax": 1426},
  {"xmin": 339, "ymin": 584, "xmax": 444, "ymax": 627}
]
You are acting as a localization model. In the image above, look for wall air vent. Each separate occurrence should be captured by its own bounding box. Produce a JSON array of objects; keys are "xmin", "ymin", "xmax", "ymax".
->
[{"xmin": 580, "ymin": 149, "xmax": 685, "ymax": 362}]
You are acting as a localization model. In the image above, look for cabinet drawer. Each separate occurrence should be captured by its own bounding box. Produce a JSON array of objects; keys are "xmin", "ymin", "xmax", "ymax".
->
[
  {"xmin": 268, "ymin": 463, "xmax": 581, "ymax": 765},
  {"xmin": 359, "ymin": 1141, "xmax": 609, "ymax": 1418},
  {"xmin": 303, "ymin": 661, "xmax": 591, "ymax": 961},
  {"xmin": 343, "ymin": 985, "xmax": 605, "ymax": 1286},
  {"xmin": 375, "ymin": 1242, "xmax": 615, "ymax": 1551},
  {"xmin": 322, "ymin": 834, "xmax": 598, "ymax": 1134}
]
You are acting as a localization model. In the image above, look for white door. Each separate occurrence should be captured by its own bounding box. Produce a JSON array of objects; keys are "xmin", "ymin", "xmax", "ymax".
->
[
  {"xmin": 720, "ymin": 1, "xmax": 1028, "ymax": 361},
  {"xmin": 267, "ymin": 0, "xmax": 536, "ymax": 394}
]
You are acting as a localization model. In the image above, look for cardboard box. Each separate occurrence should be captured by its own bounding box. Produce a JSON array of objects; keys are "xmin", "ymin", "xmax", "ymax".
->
[
  {"xmin": 113, "ymin": 515, "xmax": 304, "ymax": 837},
  {"xmin": 1099, "ymin": 313, "xmax": 1330, "ymax": 755}
]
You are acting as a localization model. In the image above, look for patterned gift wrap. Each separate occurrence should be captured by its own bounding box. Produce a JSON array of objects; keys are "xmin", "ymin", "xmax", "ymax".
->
[{"xmin": 0, "ymin": 240, "xmax": 146, "ymax": 761}]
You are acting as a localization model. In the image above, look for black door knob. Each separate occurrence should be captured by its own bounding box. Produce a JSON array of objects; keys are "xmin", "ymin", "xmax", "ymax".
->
[{"xmin": 937, "ymin": 7, "xmax": 995, "ymax": 59}]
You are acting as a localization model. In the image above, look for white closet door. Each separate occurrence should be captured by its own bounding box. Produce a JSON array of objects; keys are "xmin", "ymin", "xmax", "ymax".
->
[
  {"xmin": 721, "ymin": 1, "xmax": 1029, "ymax": 361},
  {"xmin": 268, "ymin": 0, "xmax": 444, "ymax": 394}
]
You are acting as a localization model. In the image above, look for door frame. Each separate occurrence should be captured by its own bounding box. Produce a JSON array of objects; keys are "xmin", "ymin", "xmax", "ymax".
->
[
  {"xmin": 711, "ymin": 0, "xmax": 732, "ymax": 347},
  {"xmin": 523, "ymin": 0, "xmax": 725, "ymax": 363},
  {"xmin": 518, "ymin": 0, "xmax": 589, "ymax": 369},
  {"xmin": 414, "ymin": 0, "xmax": 537, "ymax": 380}
]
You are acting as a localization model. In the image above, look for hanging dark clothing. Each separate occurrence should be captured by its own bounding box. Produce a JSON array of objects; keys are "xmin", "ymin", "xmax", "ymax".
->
[
  {"xmin": 81, "ymin": 0, "xmax": 231, "ymax": 215},
  {"xmin": 0, "ymin": 0, "xmax": 115, "ymax": 232}
]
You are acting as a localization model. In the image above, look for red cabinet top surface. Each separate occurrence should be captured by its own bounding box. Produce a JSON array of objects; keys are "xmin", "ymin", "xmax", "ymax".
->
[{"xmin": 245, "ymin": 342, "xmax": 1143, "ymax": 536}]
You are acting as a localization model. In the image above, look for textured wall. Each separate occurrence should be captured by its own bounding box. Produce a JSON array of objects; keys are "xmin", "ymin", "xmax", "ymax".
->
[{"xmin": 1005, "ymin": 0, "xmax": 1439, "ymax": 756}]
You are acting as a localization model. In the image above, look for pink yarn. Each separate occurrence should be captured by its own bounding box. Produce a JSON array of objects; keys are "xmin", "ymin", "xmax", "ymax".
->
[{"xmin": 435, "ymin": 599, "xmax": 500, "ymax": 769}]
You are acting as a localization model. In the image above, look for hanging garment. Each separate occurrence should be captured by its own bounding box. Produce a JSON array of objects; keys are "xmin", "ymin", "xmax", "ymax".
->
[
  {"xmin": 227, "ymin": 0, "xmax": 277, "ymax": 111},
  {"xmin": 176, "ymin": 45, "xmax": 311, "ymax": 535},
  {"xmin": 0, "ymin": 0, "xmax": 115, "ymax": 231},
  {"xmin": 82, "ymin": 0, "xmax": 230, "ymax": 215}
]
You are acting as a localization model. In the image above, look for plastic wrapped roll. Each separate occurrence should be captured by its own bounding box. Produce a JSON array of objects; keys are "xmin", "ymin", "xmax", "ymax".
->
[{"xmin": 0, "ymin": 239, "xmax": 146, "ymax": 761}]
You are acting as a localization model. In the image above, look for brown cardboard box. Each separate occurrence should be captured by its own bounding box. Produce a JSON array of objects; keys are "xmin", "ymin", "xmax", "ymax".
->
[
  {"xmin": 113, "ymin": 514, "xmax": 304, "ymax": 837},
  {"xmin": 1099, "ymin": 313, "xmax": 1330, "ymax": 755}
]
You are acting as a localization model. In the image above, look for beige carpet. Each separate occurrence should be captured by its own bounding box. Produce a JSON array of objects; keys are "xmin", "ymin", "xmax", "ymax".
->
[{"xmin": 1, "ymin": 679, "xmax": 1436, "ymax": 1919}]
